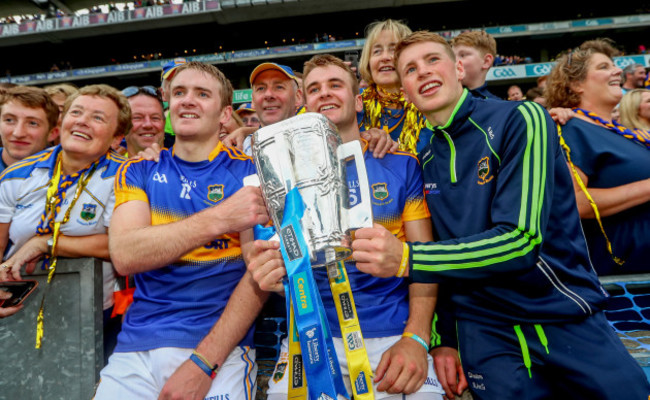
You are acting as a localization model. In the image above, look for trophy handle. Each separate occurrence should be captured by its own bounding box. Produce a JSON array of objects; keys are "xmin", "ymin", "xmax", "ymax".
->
[{"xmin": 337, "ymin": 141, "xmax": 373, "ymax": 232}]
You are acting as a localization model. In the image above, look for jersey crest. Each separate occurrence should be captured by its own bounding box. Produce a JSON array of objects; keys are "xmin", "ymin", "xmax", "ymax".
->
[
  {"xmin": 207, "ymin": 184, "xmax": 225, "ymax": 203},
  {"xmin": 80, "ymin": 203, "xmax": 97, "ymax": 221},
  {"xmin": 477, "ymin": 156, "xmax": 494, "ymax": 185},
  {"xmin": 372, "ymin": 182, "xmax": 389, "ymax": 201}
]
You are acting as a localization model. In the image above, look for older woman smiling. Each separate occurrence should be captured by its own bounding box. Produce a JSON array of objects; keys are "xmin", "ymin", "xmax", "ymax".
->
[{"xmin": 546, "ymin": 39, "xmax": 650, "ymax": 276}]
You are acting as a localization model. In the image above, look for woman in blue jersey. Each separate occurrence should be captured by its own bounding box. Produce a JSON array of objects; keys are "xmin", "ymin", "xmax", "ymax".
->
[
  {"xmin": 358, "ymin": 19, "xmax": 432, "ymax": 154},
  {"xmin": 546, "ymin": 39, "xmax": 650, "ymax": 276},
  {"xmin": 0, "ymin": 84, "xmax": 129, "ymax": 361}
]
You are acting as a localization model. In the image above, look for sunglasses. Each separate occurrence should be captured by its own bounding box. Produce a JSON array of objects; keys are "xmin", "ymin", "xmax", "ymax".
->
[{"xmin": 122, "ymin": 86, "xmax": 161, "ymax": 101}]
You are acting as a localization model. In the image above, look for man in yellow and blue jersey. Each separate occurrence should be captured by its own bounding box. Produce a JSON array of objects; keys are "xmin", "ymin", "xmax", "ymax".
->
[
  {"xmin": 248, "ymin": 54, "xmax": 444, "ymax": 399},
  {"xmin": 95, "ymin": 62, "xmax": 270, "ymax": 400}
]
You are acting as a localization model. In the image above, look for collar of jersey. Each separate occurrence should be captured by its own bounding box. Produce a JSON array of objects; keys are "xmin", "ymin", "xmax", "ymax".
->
[
  {"xmin": 425, "ymin": 88, "xmax": 470, "ymax": 133},
  {"xmin": 359, "ymin": 137, "xmax": 369, "ymax": 154},
  {"xmin": 171, "ymin": 141, "xmax": 226, "ymax": 163},
  {"xmin": 33, "ymin": 145, "xmax": 109, "ymax": 177}
]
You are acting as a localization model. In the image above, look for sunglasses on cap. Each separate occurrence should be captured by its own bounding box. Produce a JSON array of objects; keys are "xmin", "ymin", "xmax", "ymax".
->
[{"xmin": 122, "ymin": 86, "xmax": 161, "ymax": 101}]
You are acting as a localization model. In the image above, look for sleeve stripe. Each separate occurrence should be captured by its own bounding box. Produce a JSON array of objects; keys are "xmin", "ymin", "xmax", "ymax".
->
[
  {"xmin": 0, "ymin": 150, "xmax": 52, "ymax": 180},
  {"xmin": 412, "ymin": 102, "xmax": 547, "ymax": 271}
]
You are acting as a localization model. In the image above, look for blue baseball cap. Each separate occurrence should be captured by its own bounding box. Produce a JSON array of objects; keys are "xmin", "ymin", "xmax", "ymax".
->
[
  {"xmin": 161, "ymin": 57, "xmax": 187, "ymax": 82},
  {"xmin": 249, "ymin": 63, "xmax": 299, "ymax": 86}
]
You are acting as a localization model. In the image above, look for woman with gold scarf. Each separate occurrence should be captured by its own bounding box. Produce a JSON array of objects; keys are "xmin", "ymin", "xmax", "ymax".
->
[{"xmin": 358, "ymin": 19, "xmax": 432, "ymax": 154}]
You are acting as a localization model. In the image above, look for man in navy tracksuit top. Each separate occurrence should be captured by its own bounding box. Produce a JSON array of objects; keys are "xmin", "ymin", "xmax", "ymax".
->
[{"xmin": 352, "ymin": 31, "xmax": 650, "ymax": 399}]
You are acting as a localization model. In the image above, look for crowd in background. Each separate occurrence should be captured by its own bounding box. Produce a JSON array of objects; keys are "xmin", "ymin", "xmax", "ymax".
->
[{"xmin": 0, "ymin": 16, "xmax": 649, "ymax": 399}]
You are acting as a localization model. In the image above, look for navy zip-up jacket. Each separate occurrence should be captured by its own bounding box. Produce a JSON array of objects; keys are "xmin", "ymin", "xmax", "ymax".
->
[{"xmin": 412, "ymin": 89, "xmax": 608, "ymax": 326}]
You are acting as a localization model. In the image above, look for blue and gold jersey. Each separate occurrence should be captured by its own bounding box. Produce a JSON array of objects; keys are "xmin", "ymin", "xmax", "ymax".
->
[
  {"xmin": 315, "ymin": 139, "xmax": 430, "ymax": 338},
  {"xmin": 113, "ymin": 142, "xmax": 256, "ymax": 352}
]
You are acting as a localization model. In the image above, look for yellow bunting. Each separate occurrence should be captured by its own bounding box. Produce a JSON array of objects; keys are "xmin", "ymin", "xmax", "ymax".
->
[{"xmin": 361, "ymin": 84, "xmax": 426, "ymax": 155}]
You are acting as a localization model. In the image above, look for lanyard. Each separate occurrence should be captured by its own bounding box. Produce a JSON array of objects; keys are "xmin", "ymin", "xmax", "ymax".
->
[
  {"xmin": 35, "ymin": 154, "xmax": 98, "ymax": 349},
  {"xmin": 573, "ymin": 108, "xmax": 650, "ymax": 149}
]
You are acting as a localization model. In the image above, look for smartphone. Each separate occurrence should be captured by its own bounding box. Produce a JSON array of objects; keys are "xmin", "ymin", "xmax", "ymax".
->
[
  {"xmin": 0, "ymin": 280, "xmax": 38, "ymax": 308},
  {"xmin": 344, "ymin": 51, "xmax": 361, "ymax": 80}
]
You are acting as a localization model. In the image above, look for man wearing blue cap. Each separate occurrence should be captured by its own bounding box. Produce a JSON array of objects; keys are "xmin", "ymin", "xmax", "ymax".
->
[{"xmin": 235, "ymin": 102, "xmax": 261, "ymax": 129}]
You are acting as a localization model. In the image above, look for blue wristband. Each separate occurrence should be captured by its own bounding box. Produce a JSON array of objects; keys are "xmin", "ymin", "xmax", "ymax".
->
[
  {"xmin": 403, "ymin": 332, "xmax": 429, "ymax": 352},
  {"xmin": 189, "ymin": 353, "xmax": 217, "ymax": 379}
]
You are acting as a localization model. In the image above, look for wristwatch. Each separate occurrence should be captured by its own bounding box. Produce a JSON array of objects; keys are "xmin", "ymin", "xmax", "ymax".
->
[{"xmin": 47, "ymin": 237, "xmax": 54, "ymax": 255}]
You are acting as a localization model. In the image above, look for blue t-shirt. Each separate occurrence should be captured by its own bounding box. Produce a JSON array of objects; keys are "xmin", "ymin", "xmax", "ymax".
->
[
  {"xmin": 113, "ymin": 142, "xmax": 257, "ymax": 352},
  {"xmin": 561, "ymin": 118, "xmax": 650, "ymax": 276},
  {"xmin": 313, "ymin": 140, "xmax": 430, "ymax": 338}
]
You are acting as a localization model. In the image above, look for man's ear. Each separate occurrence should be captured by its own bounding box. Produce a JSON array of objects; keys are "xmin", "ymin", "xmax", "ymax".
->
[
  {"xmin": 457, "ymin": 59, "xmax": 466, "ymax": 82},
  {"xmin": 401, "ymin": 88, "xmax": 410, "ymax": 104},
  {"xmin": 354, "ymin": 93, "xmax": 363, "ymax": 113},
  {"xmin": 295, "ymin": 88, "xmax": 304, "ymax": 108},
  {"xmin": 482, "ymin": 53, "xmax": 494, "ymax": 71},
  {"xmin": 47, "ymin": 127, "xmax": 59, "ymax": 144},
  {"xmin": 219, "ymin": 105, "xmax": 233, "ymax": 126}
]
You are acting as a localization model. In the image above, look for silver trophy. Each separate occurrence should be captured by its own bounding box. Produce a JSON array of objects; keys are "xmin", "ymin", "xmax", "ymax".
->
[{"xmin": 250, "ymin": 112, "xmax": 373, "ymax": 267}]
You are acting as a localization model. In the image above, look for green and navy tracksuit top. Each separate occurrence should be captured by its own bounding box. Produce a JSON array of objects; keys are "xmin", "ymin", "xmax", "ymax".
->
[{"xmin": 412, "ymin": 89, "xmax": 608, "ymax": 327}]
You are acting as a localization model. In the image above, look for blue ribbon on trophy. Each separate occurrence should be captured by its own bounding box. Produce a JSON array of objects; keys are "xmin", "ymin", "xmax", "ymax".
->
[
  {"xmin": 253, "ymin": 189, "xmax": 348, "ymax": 400},
  {"xmin": 248, "ymin": 113, "xmax": 374, "ymax": 400}
]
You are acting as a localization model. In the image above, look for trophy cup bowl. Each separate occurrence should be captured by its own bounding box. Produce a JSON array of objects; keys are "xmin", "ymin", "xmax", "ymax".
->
[{"xmin": 251, "ymin": 113, "xmax": 372, "ymax": 267}]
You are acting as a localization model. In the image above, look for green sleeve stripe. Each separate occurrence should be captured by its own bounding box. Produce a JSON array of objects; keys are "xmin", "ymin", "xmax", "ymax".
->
[
  {"xmin": 412, "ymin": 102, "xmax": 548, "ymax": 271},
  {"xmin": 413, "ymin": 234, "xmax": 542, "ymax": 271},
  {"xmin": 413, "ymin": 229, "xmax": 520, "ymax": 252},
  {"xmin": 520, "ymin": 102, "xmax": 548, "ymax": 238},
  {"xmin": 413, "ymin": 233, "xmax": 530, "ymax": 262},
  {"xmin": 519, "ymin": 103, "xmax": 538, "ymax": 235}
]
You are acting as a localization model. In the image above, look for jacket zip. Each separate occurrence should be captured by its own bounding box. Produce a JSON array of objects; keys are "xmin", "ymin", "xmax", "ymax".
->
[{"xmin": 441, "ymin": 129, "xmax": 457, "ymax": 184}]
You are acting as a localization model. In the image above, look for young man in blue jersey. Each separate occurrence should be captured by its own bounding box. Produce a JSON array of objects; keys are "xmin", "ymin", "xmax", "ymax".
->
[
  {"xmin": 95, "ymin": 62, "xmax": 270, "ymax": 400},
  {"xmin": 248, "ymin": 54, "xmax": 445, "ymax": 399},
  {"xmin": 352, "ymin": 31, "xmax": 650, "ymax": 399}
]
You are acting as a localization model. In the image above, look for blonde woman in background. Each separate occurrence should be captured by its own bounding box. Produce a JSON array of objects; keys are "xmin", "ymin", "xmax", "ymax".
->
[{"xmin": 619, "ymin": 88, "xmax": 650, "ymax": 131}]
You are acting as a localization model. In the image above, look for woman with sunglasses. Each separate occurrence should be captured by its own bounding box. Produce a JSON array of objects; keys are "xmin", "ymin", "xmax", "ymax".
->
[
  {"xmin": 0, "ymin": 84, "xmax": 130, "ymax": 362},
  {"xmin": 122, "ymin": 85, "xmax": 165, "ymax": 157},
  {"xmin": 358, "ymin": 19, "xmax": 432, "ymax": 154},
  {"xmin": 546, "ymin": 39, "xmax": 650, "ymax": 276}
]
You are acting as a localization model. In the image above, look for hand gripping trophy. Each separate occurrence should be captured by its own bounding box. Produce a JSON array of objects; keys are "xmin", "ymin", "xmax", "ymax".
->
[{"xmin": 249, "ymin": 112, "xmax": 374, "ymax": 400}]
